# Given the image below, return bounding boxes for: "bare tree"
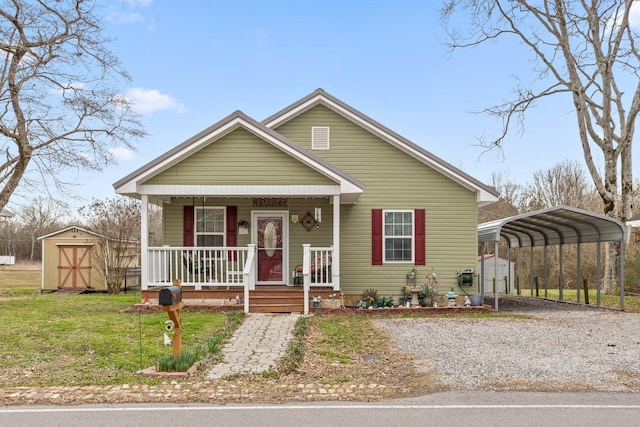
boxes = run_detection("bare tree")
[442,0,640,293]
[0,214,16,258]
[0,0,145,212]
[16,196,67,260]
[479,171,522,223]
[525,160,590,210]
[79,196,140,295]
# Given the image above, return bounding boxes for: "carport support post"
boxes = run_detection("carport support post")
[596,240,601,306]
[576,243,581,304]
[517,247,522,295]
[530,247,534,297]
[559,243,564,301]
[494,241,499,311]
[507,243,512,294]
[480,244,485,296]
[620,237,625,311]
[544,245,549,298]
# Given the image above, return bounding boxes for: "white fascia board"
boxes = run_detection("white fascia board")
[139,184,342,197]
[340,180,363,196]
[477,189,500,207]
[114,180,138,195]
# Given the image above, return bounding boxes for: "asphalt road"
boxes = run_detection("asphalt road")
[2,391,639,427]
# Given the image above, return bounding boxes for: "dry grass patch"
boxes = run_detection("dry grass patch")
[279,314,447,400]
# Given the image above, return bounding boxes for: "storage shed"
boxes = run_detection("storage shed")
[0,208,15,265]
[38,226,140,291]
[478,254,515,294]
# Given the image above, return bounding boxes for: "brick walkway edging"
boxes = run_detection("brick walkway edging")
[1,381,399,405]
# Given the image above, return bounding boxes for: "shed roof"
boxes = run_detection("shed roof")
[478,205,626,247]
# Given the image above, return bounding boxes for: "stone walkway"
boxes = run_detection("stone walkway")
[208,312,301,378]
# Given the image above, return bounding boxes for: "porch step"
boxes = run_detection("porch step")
[249,288,305,313]
[249,287,338,313]
[250,303,305,313]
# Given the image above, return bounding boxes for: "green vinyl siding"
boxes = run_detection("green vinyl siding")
[274,104,479,299]
[146,127,335,186]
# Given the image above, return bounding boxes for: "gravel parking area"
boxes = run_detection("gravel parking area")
[375,297,640,392]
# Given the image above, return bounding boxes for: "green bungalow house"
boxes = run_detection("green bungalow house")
[113,89,498,312]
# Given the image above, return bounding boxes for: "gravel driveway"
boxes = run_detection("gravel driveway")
[375,297,640,392]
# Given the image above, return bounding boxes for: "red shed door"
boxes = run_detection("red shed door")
[58,246,92,289]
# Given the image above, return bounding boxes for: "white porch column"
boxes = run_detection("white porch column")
[140,194,149,291]
[332,194,340,290]
[303,244,311,315]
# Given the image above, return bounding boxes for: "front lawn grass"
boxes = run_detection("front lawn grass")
[0,291,235,387]
[518,288,640,312]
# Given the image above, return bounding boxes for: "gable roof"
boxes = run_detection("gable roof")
[0,208,14,218]
[37,225,140,243]
[114,89,498,206]
[113,109,364,203]
[37,225,102,241]
[263,89,499,206]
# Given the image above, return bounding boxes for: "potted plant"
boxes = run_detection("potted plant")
[421,272,439,307]
[407,266,418,279]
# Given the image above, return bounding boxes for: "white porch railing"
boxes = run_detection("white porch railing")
[146,246,254,290]
[303,245,334,315]
[146,244,333,314]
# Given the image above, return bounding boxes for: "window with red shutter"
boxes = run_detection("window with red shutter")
[372,208,425,265]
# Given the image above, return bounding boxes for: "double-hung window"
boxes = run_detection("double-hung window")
[383,210,414,262]
[195,207,225,247]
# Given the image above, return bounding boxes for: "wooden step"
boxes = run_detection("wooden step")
[250,303,305,313]
[249,290,303,313]
[249,288,339,313]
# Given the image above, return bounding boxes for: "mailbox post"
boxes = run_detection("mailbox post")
[158,279,183,358]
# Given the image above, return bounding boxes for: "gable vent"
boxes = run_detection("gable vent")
[311,126,330,150]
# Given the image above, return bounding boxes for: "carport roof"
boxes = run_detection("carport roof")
[478,205,626,247]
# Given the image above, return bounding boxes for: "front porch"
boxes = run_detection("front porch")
[141,245,336,313]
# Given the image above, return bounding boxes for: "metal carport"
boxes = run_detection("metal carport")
[478,205,627,311]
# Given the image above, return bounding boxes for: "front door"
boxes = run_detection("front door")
[253,212,288,285]
[58,245,92,288]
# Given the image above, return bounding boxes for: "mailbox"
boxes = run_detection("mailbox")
[159,286,182,306]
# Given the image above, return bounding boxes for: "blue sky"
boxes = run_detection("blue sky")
[22,0,638,214]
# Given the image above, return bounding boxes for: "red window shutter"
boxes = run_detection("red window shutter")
[226,206,237,260]
[183,205,194,247]
[414,209,425,265]
[372,209,383,265]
